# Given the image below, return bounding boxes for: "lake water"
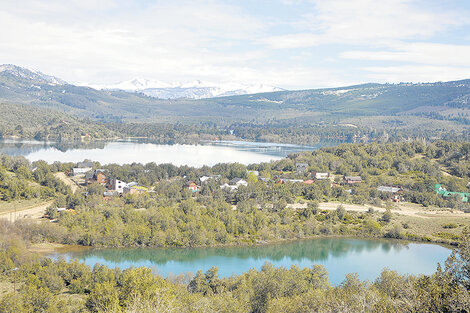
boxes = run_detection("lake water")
[49,238,451,285]
[0,139,335,167]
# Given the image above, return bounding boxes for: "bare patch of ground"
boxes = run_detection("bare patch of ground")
[54,172,79,193]
[28,242,91,254]
[0,198,44,214]
[0,200,54,222]
[288,201,470,218]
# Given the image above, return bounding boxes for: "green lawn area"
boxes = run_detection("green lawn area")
[0,198,46,214]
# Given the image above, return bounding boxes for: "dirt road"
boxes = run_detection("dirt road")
[0,200,54,222]
[287,202,468,218]
[54,172,79,193]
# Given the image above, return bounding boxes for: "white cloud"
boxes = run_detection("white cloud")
[264,0,468,49]
[361,65,470,83]
[260,33,319,49]
[0,0,267,84]
[311,0,463,41]
[0,0,469,88]
[341,43,470,67]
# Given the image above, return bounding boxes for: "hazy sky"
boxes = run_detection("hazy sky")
[1,0,470,89]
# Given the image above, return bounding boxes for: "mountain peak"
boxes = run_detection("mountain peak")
[82,78,284,99]
[0,64,67,85]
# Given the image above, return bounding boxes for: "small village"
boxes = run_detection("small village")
[66,160,408,205]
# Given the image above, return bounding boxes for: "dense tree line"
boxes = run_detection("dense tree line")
[27,198,406,248]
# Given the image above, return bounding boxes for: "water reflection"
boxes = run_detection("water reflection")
[50,238,450,284]
[0,139,331,166]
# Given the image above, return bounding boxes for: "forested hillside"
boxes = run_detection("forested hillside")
[1,65,470,131]
[0,103,118,140]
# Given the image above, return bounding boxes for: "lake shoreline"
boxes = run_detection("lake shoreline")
[36,233,455,256]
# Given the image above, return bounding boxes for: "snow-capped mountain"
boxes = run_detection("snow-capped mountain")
[0,64,66,85]
[82,78,284,99]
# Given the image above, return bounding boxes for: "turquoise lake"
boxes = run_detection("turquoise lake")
[49,238,451,285]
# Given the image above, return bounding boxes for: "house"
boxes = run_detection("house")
[85,169,109,185]
[72,167,92,177]
[84,172,94,183]
[259,177,271,182]
[377,186,401,193]
[184,181,200,192]
[109,179,128,193]
[220,183,237,191]
[296,163,309,173]
[303,179,315,185]
[95,170,108,184]
[284,179,304,183]
[378,186,402,202]
[200,175,220,184]
[123,184,148,195]
[277,178,304,184]
[220,178,248,191]
[313,172,330,180]
[344,176,362,184]
[229,178,248,187]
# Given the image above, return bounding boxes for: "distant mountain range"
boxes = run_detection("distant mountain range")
[1,64,283,100]
[80,78,284,100]
[0,64,66,85]
[1,64,470,130]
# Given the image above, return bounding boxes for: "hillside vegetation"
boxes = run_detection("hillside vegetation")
[0,103,117,140]
[1,66,470,136]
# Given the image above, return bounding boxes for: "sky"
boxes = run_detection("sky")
[1,0,470,89]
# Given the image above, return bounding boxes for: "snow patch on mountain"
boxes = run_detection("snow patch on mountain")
[81,78,284,99]
[0,64,67,85]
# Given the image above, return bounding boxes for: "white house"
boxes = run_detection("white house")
[200,175,220,184]
[229,178,248,187]
[314,172,330,180]
[72,167,92,177]
[377,186,401,193]
[220,178,248,191]
[110,179,128,193]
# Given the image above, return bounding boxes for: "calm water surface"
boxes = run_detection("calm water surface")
[0,139,337,166]
[50,238,451,284]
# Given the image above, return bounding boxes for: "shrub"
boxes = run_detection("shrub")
[442,223,458,229]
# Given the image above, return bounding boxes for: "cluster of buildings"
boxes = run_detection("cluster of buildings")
[71,161,403,203]
[71,162,148,196]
